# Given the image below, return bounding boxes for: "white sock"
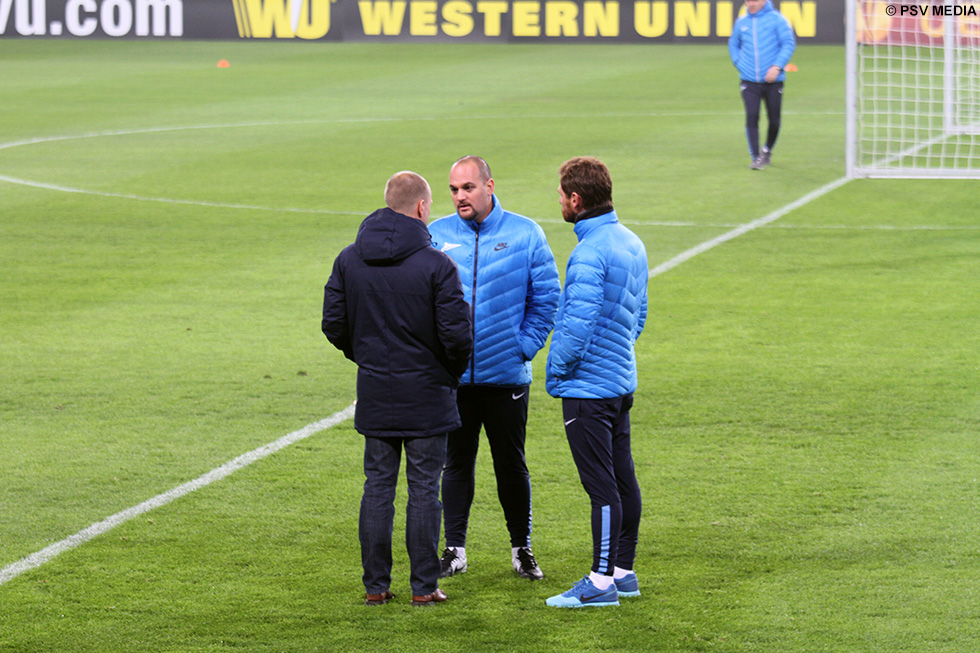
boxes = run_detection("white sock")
[588,571,614,590]
[613,567,633,580]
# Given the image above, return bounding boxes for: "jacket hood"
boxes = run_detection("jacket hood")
[354,207,431,265]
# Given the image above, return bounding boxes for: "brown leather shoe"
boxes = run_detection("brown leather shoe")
[411,588,447,606]
[365,590,394,606]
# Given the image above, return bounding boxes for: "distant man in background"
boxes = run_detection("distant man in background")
[545,156,648,608]
[427,156,561,582]
[322,171,473,607]
[729,0,796,170]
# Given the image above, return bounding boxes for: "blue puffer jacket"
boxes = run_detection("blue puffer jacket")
[729,0,796,83]
[546,210,648,399]
[428,196,560,386]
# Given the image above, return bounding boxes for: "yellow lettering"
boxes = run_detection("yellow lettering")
[512,1,540,35]
[633,1,667,37]
[779,1,815,38]
[237,0,291,37]
[477,1,508,35]
[584,1,618,36]
[442,1,474,36]
[411,0,438,34]
[295,0,331,39]
[545,1,578,36]
[674,1,710,37]
[716,0,733,37]
[358,1,406,35]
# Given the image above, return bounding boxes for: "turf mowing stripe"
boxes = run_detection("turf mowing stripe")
[0,177,849,587]
[647,177,851,279]
[0,404,356,587]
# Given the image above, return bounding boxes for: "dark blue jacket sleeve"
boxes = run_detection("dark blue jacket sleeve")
[321,254,354,362]
[434,256,474,380]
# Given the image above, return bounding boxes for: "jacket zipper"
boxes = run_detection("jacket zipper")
[469,222,480,381]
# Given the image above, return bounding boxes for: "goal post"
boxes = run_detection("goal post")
[847,0,980,178]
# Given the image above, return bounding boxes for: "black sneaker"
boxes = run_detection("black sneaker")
[439,547,467,578]
[513,547,544,580]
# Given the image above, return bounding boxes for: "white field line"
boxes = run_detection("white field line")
[0,173,364,216]
[647,177,851,279]
[534,218,980,231]
[0,113,841,215]
[0,177,849,587]
[0,405,355,586]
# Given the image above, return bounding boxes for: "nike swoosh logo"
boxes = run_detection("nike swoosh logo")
[441,243,461,252]
[512,392,526,400]
[581,591,611,602]
[564,418,577,426]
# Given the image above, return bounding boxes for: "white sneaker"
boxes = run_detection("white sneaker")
[439,547,467,578]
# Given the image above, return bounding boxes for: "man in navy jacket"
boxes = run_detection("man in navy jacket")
[546,157,648,608]
[729,0,796,169]
[322,171,473,607]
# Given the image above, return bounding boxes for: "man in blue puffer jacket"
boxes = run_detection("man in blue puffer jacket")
[545,157,648,609]
[428,156,560,582]
[729,0,796,169]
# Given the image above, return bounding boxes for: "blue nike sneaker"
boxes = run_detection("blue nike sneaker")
[545,576,619,608]
[614,572,641,598]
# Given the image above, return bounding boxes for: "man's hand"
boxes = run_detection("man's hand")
[764,65,781,83]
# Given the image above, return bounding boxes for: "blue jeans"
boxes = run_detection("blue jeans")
[360,434,446,596]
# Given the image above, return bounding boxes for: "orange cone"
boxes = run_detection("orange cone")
[785,63,798,72]
[217,59,230,68]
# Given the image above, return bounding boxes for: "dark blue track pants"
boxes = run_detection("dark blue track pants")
[562,394,642,575]
[740,80,784,159]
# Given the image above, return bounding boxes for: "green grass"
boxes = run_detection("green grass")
[1,40,979,651]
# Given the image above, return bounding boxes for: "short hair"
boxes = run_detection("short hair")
[559,156,612,211]
[452,156,492,183]
[384,171,431,215]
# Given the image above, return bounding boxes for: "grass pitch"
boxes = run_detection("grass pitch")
[1,40,978,651]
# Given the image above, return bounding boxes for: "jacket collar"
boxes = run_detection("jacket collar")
[573,208,618,241]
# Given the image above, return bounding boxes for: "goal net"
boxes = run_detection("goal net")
[847,0,980,178]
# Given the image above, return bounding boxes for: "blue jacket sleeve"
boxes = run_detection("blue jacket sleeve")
[549,247,604,378]
[728,22,741,66]
[636,286,648,341]
[518,225,561,361]
[774,15,796,69]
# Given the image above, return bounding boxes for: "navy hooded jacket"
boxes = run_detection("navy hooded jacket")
[322,208,473,438]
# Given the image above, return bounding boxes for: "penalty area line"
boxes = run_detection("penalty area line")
[0,404,356,587]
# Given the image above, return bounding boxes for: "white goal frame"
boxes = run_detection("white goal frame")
[847,0,980,178]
